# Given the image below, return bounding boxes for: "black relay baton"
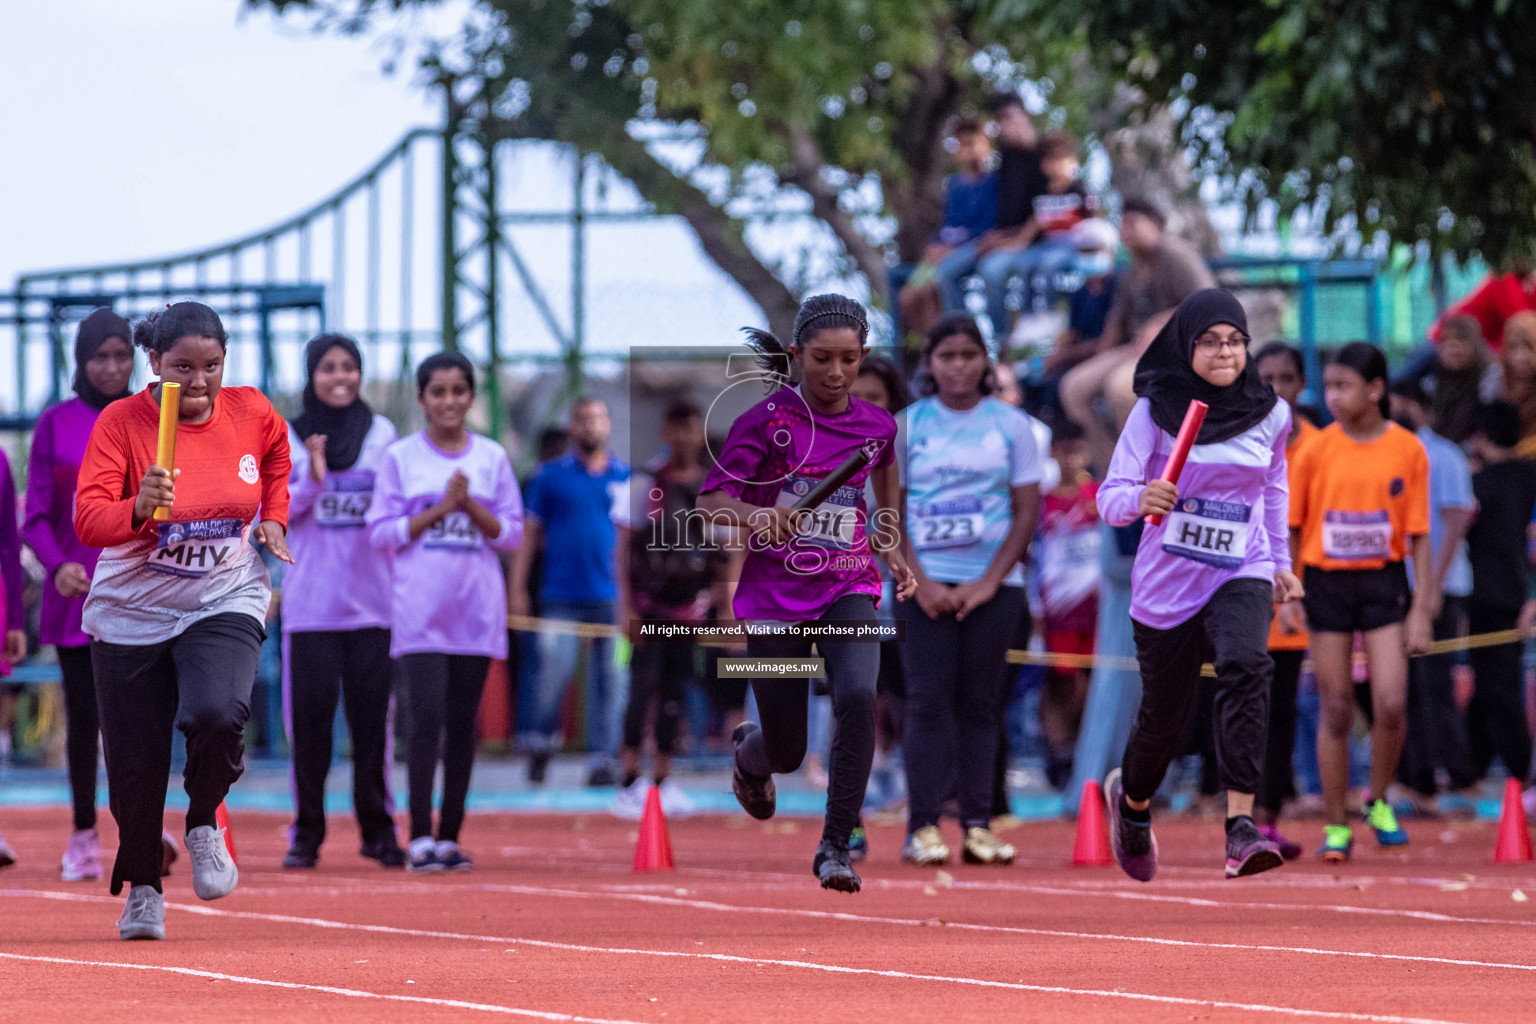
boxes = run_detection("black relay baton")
[791,439,885,512]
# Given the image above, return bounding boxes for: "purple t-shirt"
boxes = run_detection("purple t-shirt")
[366,431,524,658]
[702,388,897,622]
[282,415,397,633]
[1098,398,1291,629]
[22,398,101,647]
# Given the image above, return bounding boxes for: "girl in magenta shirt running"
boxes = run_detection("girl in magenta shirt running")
[699,294,915,893]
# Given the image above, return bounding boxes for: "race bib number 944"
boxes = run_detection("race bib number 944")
[149,518,246,578]
[425,510,483,550]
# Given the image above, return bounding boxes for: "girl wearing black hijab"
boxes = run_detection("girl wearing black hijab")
[1094,289,1304,882]
[23,309,165,882]
[281,335,404,868]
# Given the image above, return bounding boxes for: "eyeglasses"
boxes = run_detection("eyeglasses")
[1194,334,1250,355]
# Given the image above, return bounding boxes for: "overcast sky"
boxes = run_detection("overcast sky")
[0,0,777,409]
[0,0,448,282]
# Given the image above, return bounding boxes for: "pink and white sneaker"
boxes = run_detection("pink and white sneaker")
[61,828,103,881]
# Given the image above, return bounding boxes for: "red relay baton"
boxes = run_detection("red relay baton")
[1145,400,1208,527]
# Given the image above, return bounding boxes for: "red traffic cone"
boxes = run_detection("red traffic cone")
[215,802,239,867]
[633,784,675,871]
[1494,778,1533,864]
[1072,780,1113,866]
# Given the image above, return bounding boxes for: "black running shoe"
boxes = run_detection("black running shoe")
[586,763,619,787]
[282,844,318,870]
[527,750,551,785]
[1104,768,1157,882]
[731,722,776,820]
[813,840,861,893]
[1224,816,1283,879]
[360,839,406,869]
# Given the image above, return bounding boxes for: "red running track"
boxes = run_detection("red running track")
[2,808,1535,1023]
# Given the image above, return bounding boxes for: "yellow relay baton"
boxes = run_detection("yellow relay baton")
[152,381,180,522]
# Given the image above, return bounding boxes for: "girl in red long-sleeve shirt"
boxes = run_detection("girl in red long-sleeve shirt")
[75,301,292,940]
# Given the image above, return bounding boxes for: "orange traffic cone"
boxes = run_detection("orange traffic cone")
[1072,780,1113,866]
[633,785,675,871]
[215,802,239,867]
[1494,778,1533,864]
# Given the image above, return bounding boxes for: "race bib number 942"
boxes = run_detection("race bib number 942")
[149,518,246,578]
[316,475,373,528]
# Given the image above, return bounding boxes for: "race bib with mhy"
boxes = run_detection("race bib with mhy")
[149,518,246,578]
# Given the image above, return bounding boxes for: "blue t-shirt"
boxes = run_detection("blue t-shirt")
[936,171,999,247]
[526,453,631,602]
[897,396,1044,586]
[1416,426,1474,598]
[1069,274,1117,343]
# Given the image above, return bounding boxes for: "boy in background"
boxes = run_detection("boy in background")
[899,118,998,341]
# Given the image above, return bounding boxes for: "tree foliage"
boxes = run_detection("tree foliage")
[248,0,1089,333]
[249,0,1536,331]
[1003,0,1536,263]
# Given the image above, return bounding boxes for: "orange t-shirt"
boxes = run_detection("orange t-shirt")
[75,386,291,644]
[1269,417,1318,651]
[1288,421,1430,572]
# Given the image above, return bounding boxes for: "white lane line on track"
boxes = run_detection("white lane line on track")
[452,882,1536,973]
[650,866,1536,927]
[0,951,649,1024]
[0,890,1472,1024]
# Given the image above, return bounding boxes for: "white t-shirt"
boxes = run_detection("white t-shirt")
[898,396,1044,586]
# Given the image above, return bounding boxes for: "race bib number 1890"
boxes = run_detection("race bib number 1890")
[1321,510,1391,562]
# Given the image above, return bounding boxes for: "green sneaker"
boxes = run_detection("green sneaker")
[1367,799,1409,847]
[848,826,868,863]
[1316,824,1353,863]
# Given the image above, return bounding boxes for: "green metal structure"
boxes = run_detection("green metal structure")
[0,100,1493,435]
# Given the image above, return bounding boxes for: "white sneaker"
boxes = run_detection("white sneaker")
[609,779,650,820]
[117,885,165,940]
[0,830,15,868]
[61,828,103,881]
[657,778,695,819]
[186,826,238,900]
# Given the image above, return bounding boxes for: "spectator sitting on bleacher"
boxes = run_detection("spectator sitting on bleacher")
[938,93,1045,342]
[1031,218,1121,423]
[898,118,998,342]
[1058,196,1214,471]
[984,131,1098,327]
